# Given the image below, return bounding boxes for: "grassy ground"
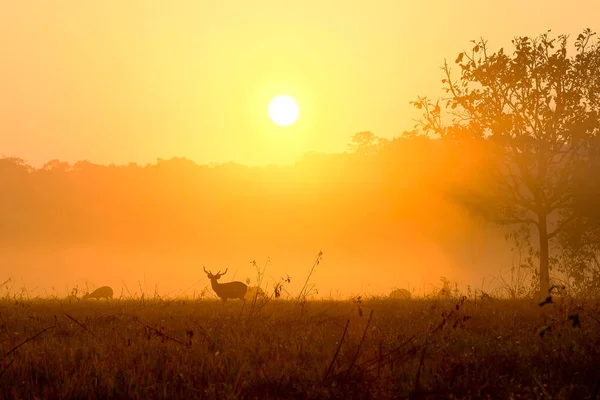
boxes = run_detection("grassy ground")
[0,296,598,399]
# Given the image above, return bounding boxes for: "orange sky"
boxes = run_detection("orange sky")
[0,1,597,167]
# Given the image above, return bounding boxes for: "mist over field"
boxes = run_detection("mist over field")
[1,137,519,298]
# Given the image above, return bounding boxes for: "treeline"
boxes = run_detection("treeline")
[1,134,514,296]
[1,129,598,296]
[1,135,482,249]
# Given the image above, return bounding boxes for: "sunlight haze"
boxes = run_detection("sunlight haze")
[0,1,599,299]
[1,0,596,167]
[2,2,600,396]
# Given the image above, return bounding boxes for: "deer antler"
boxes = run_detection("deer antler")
[221,268,228,276]
[203,266,210,274]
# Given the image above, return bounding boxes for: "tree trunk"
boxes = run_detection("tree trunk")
[538,214,550,299]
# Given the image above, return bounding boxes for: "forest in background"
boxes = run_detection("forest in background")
[1,134,518,298]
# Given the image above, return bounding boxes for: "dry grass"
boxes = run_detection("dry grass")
[0,296,599,399]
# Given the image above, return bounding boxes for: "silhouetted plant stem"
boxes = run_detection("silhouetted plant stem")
[323,319,349,383]
[3,325,56,358]
[64,312,101,341]
[410,340,428,400]
[296,251,323,305]
[344,309,374,380]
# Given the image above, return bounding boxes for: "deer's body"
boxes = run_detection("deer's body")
[389,288,411,300]
[82,286,114,300]
[204,267,247,301]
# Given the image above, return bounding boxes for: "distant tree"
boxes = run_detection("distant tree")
[42,159,71,172]
[0,156,32,173]
[412,29,600,297]
[348,131,389,154]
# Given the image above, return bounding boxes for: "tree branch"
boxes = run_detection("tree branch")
[548,214,577,239]
[497,217,539,227]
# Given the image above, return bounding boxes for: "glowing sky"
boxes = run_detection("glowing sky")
[0,1,597,167]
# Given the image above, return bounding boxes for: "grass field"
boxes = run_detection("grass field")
[0,295,598,399]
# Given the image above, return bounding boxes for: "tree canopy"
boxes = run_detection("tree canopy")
[412,29,600,297]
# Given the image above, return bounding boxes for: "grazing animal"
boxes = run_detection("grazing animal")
[389,288,412,300]
[204,267,247,301]
[82,286,114,300]
[245,286,266,302]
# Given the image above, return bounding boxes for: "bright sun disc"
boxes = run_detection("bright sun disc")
[268,95,299,127]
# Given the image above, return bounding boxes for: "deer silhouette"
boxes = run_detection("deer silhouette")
[389,288,412,300]
[203,267,247,301]
[82,286,114,300]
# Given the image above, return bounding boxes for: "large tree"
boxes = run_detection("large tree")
[556,135,600,296]
[412,30,600,297]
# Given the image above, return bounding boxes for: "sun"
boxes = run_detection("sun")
[268,95,299,127]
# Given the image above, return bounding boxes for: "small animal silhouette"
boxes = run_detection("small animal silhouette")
[82,286,114,300]
[389,288,412,300]
[203,267,247,301]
